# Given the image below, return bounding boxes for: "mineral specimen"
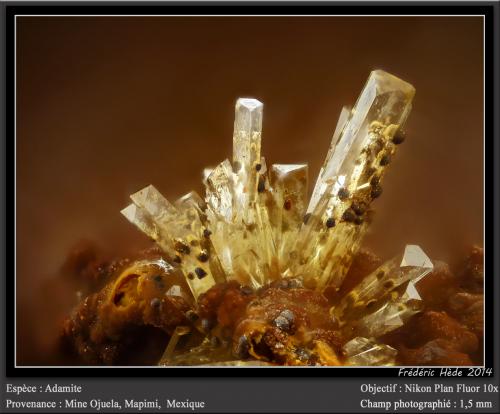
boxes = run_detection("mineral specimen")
[119,70,426,366]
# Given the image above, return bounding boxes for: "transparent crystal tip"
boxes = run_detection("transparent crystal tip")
[121,204,138,221]
[370,69,416,98]
[236,98,263,111]
[400,245,434,269]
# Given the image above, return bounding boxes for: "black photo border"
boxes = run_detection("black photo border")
[3,1,498,378]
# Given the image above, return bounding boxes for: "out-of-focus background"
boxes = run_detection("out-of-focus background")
[16,16,483,365]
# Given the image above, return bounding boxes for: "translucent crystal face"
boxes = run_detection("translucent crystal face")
[269,164,308,272]
[122,69,416,297]
[332,244,433,342]
[121,70,423,366]
[233,98,263,223]
[122,184,219,299]
[343,337,397,366]
[292,70,416,291]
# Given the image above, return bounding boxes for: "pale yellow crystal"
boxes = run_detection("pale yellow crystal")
[204,105,277,287]
[205,159,234,222]
[130,184,177,217]
[343,337,397,366]
[126,185,217,299]
[290,70,415,291]
[175,191,206,212]
[232,98,263,224]
[269,164,308,273]
[353,284,424,338]
[335,245,432,338]
[120,203,173,256]
[334,244,433,322]
[308,105,351,215]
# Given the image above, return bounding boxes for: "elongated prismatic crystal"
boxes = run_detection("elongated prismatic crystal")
[288,70,415,290]
[205,99,277,288]
[122,70,416,302]
[122,185,219,299]
[269,164,308,272]
[335,244,433,338]
[232,98,263,223]
[334,245,433,321]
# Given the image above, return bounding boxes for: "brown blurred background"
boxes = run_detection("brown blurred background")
[16,16,483,365]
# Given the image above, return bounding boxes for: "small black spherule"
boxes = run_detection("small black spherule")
[365,167,376,178]
[283,199,292,211]
[186,310,199,322]
[370,175,380,186]
[342,209,356,223]
[279,309,295,323]
[203,228,212,238]
[371,184,383,199]
[273,316,291,332]
[380,153,392,166]
[255,163,262,172]
[233,160,242,173]
[384,280,395,289]
[173,255,182,264]
[246,222,256,232]
[274,309,295,333]
[150,298,161,309]
[197,251,209,262]
[303,213,312,225]
[337,187,350,200]
[174,240,191,255]
[257,178,266,193]
[392,130,406,145]
[187,272,195,280]
[195,267,207,279]
[351,201,367,216]
[240,286,254,296]
[325,217,336,228]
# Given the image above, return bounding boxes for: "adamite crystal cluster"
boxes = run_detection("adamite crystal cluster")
[121,70,433,365]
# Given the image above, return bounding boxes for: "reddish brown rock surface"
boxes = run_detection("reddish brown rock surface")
[61,246,484,366]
